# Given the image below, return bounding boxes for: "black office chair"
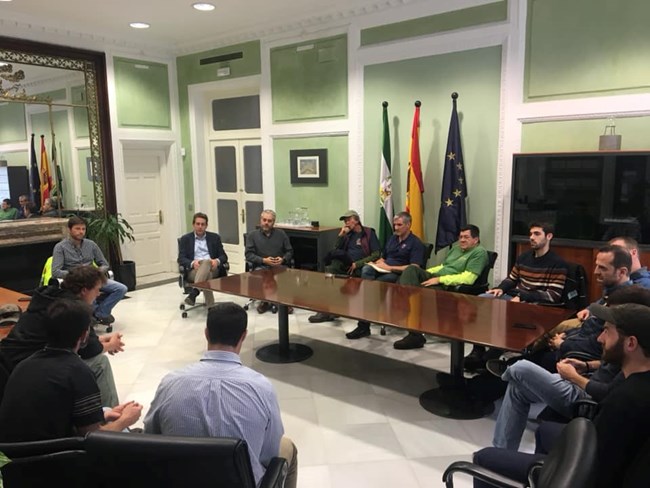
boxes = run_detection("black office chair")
[0,436,88,487]
[85,430,287,488]
[441,250,498,295]
[442,417,597,488]
[178,238,228,319]
[536,261,589,311]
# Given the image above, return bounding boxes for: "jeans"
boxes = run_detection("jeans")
[360,265,400,283]
[492,359,587,450]
[96,279,128,318]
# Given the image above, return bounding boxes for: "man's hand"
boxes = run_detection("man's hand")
[548,332,566,350]
[371,258,391,271]
[347,262,357,274]
[486,288,504,297]
[101,333,125,355]
[104,401,138,421]
[339,225,351,237]
[556,360,583,382]
[263,256,283,266]
[192,260,200,270]
[510,296,521,303]
[210,258,220,270]
[577,308,590,321]
[421,276,440,287]
[560,358,589,374]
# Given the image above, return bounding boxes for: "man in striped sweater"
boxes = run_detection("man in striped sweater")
[465,222,569,370]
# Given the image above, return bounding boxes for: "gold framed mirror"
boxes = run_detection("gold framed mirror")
[0,36,116,215]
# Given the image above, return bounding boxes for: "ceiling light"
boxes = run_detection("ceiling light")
[129,22,150,29]
[193,3,215,11]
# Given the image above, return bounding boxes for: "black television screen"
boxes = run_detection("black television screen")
[511,152,650,244]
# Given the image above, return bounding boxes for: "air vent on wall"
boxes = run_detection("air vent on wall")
[200,52,243,65]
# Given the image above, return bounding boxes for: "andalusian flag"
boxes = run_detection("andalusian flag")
[40,135,53,204]
[378,101,394,247]
[405,101,424,239]
[51,134,64,204]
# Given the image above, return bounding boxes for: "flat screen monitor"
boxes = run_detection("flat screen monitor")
[511,152,650,244]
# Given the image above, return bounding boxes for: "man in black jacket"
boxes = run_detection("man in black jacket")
[178,212,228,307]
[0,266,124,407]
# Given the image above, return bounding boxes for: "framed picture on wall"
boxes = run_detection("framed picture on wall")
[290,149,328,184]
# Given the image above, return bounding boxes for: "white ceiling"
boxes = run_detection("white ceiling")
[0,0,431,54]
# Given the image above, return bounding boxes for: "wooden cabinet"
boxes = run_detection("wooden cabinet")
[275,225,340,272]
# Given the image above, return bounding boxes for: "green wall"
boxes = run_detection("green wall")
[271,35,347,122]
[273,135,348,225]
[526,0,650,100]
[521,116,650,153]
[361,1,507,46]
[114,57,171,128]
[176,40,261,227]
[0,102,26,144]
[364,46,502,257]
[1,150,28,167]
[71,85,90,137]
[76,147,94,209]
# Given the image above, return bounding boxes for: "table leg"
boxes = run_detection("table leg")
[255,304,314,364]
[419,340,495,420]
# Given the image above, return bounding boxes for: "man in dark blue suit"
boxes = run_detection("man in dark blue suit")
[178,212,228,307]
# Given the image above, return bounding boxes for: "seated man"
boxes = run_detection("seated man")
[308,209,381,323]
[609,236,650,287]
[0,198,17,221]
[0,299,142,442]
[345,211,425,340]
[491,286,649,451]
[52,215,127,326]
[394,224,488,349]
[178,212,228,308]
[1,266,125,407]
[473,301,650,488]
[15,194,29,219]
[41,197,60,217]
[466,222,568,368]
[244,209,293,314]
[144,302,298,488]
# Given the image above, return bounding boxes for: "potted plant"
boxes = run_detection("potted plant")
[85,212,137,291]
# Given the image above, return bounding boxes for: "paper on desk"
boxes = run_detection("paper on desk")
[368,263,392,274]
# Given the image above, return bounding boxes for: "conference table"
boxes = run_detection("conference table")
[195,267,573,419]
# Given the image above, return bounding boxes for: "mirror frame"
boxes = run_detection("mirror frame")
[0,36,116,214]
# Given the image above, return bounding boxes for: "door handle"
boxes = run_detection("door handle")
[159,210,163,224]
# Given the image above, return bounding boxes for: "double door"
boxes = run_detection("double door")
[211,139,263,273]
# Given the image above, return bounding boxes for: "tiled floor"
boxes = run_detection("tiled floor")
[108,282,538,488]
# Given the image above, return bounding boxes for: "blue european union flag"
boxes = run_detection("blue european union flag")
[435,93,467,253]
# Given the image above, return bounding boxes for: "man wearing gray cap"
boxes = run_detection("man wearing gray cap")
[308,209,381,323]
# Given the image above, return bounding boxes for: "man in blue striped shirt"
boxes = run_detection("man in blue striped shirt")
[144,302,297,488]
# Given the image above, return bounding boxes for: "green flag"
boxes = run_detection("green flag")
[378,101,394,247]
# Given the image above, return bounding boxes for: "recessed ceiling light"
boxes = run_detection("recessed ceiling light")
[129,22,150,29]
[193,2,215,11]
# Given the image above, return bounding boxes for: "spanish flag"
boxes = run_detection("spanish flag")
[405,101,424,239]
[40,135,53,204]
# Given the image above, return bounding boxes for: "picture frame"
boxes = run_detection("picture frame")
[290,149,328,184]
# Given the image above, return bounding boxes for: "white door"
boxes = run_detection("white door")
[210,139,264,273]
[123,149,167,277]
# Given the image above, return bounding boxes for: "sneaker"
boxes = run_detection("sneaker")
[346,323,370,339]
[393,332,426,350]
[257,301,271,314]
[94,313,115,325]
[308,312,336,323]
[485,359,508,378]
[287,307,294,315]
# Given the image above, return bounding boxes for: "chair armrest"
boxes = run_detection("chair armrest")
[445,283,489,296]
[259,457,288,488]
[443,461,527,488]
[562,351,600,361]
[573,399,598,420]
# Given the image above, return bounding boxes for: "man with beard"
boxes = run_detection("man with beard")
[245,209,293,314]
[466,222,568,369]
[471,298,650,488]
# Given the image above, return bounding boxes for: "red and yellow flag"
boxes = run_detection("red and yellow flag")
[40,135,53,203]
[405,101,424,239]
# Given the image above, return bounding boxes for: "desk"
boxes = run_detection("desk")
[196,268,573,418]
[275,225,339,272]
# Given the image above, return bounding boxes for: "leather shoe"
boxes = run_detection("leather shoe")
[257,301,271,314]
[346,323,370,339]
[463,345,486,372]
[94,313,115,325]
[308,312,336,323]
[287,307,294,314]
[184,289,199,306]
[393,332,426,350]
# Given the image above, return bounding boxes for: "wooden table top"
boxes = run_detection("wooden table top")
[0,286,30,312]
[195,268,574,352]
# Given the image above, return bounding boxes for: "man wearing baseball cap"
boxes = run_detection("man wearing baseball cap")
[308,209,381,323]
[473,301,650,487]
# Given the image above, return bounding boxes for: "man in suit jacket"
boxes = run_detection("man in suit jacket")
[178,212,228,307]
